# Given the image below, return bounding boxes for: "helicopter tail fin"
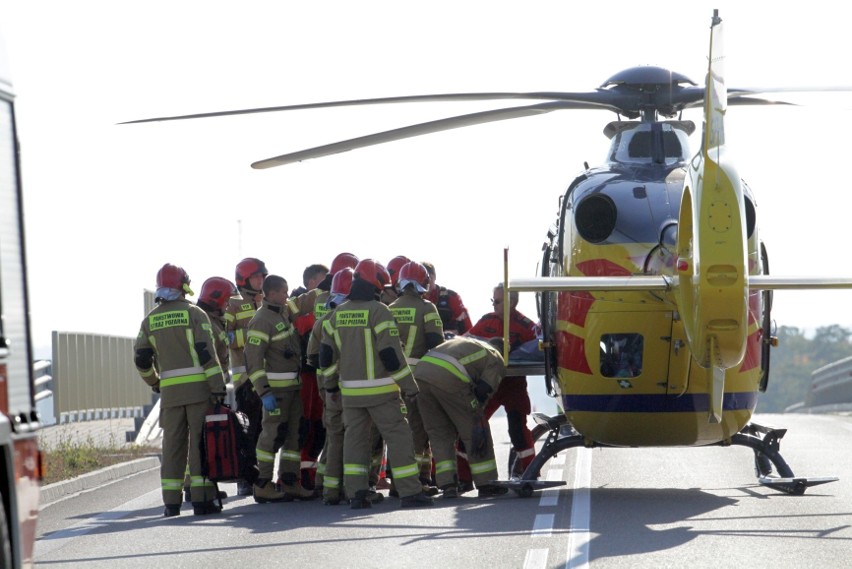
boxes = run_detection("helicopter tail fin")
[674,10,749,424]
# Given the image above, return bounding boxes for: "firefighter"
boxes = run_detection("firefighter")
[298,253,360,495]
[307,267,353,505]
[198,277,238,381]
[414,336,508,498]
[224,257,268,496]
[134,263,227,517]
[388,261,444,494]
[183,276,238,502]
[245,274,315,502]
[381,255,410,304]
[319,259,433,509]
[464,283,538,478]
[291,263,330,492]
[422,261,472,336]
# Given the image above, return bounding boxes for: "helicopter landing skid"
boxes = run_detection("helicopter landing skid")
[489,479,567,499]
[493,415,583,497]
[757,476,838,495]
[725,422,838,495]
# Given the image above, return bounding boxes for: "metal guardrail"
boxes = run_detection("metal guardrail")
[50,332,151,424]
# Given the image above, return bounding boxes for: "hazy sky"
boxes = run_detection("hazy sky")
[1,1,851,361]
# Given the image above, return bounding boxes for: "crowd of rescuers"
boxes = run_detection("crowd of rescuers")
[134,253,540,516]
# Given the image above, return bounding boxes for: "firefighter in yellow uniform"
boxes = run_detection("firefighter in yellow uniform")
[414,336,509,498]
[388,261,445,493]
[307,267,353,505]
[183,276,238,503]
[244,275,314,502]
[319,259,434,509]
[134,263,227,517]
[224,257,267,496]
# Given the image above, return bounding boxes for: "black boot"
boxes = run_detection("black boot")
[237,480,253,497]
[349,489,372,510]
[400,491,434,508]
[192,500,223,515]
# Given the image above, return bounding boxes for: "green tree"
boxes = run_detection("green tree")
[757,324,852,412]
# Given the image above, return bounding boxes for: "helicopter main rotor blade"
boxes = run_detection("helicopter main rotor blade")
[250,100,611,169]
[118,91,614,125]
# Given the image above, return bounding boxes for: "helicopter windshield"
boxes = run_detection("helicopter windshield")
[607,121,693,166]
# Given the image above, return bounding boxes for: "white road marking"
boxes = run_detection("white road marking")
[36,489,160,558]
[532,513,555,538]
[565,448,592,569]
[538,469,563,507]
[550,453,566,466]
[523,548,550,569]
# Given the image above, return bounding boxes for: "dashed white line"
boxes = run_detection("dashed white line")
[523,548,549,569]
[532,513,555,538]
[538,468,563,507]
[566,448,592,569]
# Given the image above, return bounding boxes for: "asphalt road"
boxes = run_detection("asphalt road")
[34,413,852,568]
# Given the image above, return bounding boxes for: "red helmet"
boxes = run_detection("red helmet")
[156,263,192,294]
[235,257,268,289]
[330,252,359,275]
[354,259,390,292]
[386,255,411,287]
[199,277,238,312]
[331,267,354,297]
[377,263,391,289]
[398,261,429,293]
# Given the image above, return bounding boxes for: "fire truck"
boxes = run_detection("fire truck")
[0,30,43,569]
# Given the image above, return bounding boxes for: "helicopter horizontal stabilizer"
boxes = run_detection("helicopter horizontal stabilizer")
[746,275,852,290]
[507,275,852,294]
[508,276,670,293]
[758,476,838,495]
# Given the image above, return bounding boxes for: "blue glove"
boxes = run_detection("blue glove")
[261,393,278,412]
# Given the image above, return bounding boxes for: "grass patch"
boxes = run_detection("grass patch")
[41,433,160,485]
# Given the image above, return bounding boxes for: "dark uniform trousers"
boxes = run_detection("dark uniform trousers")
[318,393,345,499]
[417,382,498,489]
[343,399,422,498]
[161,401,216,505]
[256,390,304,482]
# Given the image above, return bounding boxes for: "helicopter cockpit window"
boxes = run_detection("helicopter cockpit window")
[627,132,683,158]
[600,333,643,378]
[613,123,690,165]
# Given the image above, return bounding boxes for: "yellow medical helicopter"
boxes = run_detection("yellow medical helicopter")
[125,10,852,496]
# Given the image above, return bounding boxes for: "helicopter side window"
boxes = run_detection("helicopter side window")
[600,333,643,378]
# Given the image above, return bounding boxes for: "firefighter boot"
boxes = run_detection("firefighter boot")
[192,500,223,515]
[253,480,293,504]
[420,476,439,497]
[400,491,435,508]
[163,504,181,517]
[349,489,372,510]
[237,480,254,497]
[278,473,316,500]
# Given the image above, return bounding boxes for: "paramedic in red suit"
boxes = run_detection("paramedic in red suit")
[422,262,472,335]
[462,284,537,480]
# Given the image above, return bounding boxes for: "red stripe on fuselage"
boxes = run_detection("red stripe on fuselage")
[556,330,592,374]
